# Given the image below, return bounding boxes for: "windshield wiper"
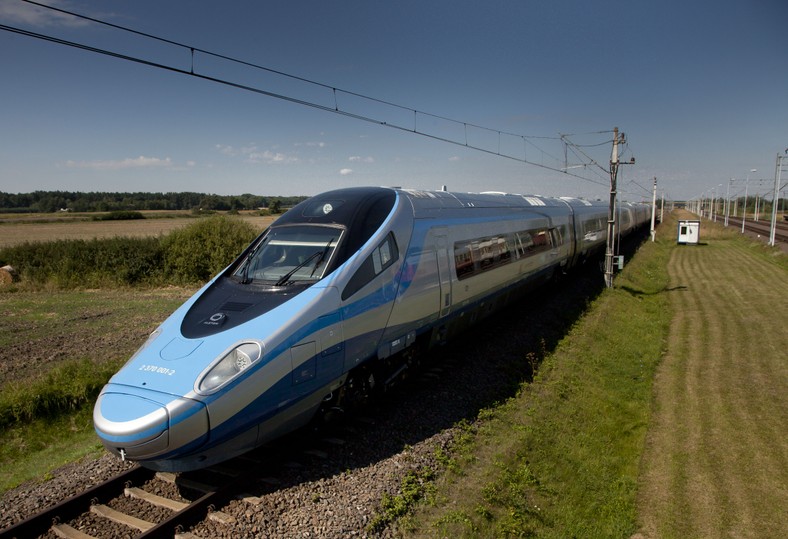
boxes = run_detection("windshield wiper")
[239,238,267,284]
[275,250,324,286]
[309,238,335,278]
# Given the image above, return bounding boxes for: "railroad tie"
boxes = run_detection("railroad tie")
[125,486,189,511]
[90,503,155,532]
[51,523,97,539]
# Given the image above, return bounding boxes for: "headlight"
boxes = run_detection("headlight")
[197,342,262,394]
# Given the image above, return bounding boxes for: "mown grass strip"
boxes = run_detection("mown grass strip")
[403,219,674,538]
[636,218,788,539]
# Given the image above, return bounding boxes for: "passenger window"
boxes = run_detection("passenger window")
[342,233,399,300]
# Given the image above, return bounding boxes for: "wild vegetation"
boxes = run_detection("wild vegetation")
[0,214,259,287]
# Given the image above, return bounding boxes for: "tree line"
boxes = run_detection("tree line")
[0,191,307,214]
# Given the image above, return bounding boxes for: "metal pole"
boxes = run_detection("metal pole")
[724,178,731,226]
[770,152,786,246]
[650,177,657,241]
[604,127,619,289]
[742,169,755,233]
[741,181,748,233]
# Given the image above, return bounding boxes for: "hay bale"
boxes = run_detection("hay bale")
[0,265,17,285]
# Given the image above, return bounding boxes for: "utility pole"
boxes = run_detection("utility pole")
[650,177,657,242]
[742,169,755,233]
[769,150,787,246]
[604,127,633,288]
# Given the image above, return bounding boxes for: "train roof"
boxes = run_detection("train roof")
[278,187,611,226]
[398,188,568,211]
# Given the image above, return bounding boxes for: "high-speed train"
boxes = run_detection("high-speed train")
[94,187,649,471]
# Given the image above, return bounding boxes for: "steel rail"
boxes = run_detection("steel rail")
[0,466,153,539]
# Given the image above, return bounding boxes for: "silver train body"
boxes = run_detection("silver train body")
[94,187,649,471]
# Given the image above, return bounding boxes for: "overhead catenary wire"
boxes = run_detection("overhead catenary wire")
[5,0,621,188]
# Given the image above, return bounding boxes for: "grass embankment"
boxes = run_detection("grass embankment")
[403,219,675,537]
[636,213,788,538]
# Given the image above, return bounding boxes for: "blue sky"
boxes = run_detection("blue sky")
[1,0,786,202]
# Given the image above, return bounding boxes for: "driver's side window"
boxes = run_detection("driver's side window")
[342,233,399,300]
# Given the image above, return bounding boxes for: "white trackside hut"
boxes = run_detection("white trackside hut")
[677,220,700,245]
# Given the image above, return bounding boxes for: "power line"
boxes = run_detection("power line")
[5,0,618,187]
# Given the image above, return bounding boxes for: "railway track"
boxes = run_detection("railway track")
[0,392,438,539]
[0,454,267,539]
[712,215,788,244]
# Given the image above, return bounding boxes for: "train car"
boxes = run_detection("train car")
[93,187,641,472]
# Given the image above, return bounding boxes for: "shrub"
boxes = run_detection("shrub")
[0,237,164,287]
[161,215,258,283]
[92,210,145,221]
[0,215,258,288]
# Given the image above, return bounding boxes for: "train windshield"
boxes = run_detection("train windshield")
[234,225,343,286]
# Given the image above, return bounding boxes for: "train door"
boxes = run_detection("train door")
[434,230,452,318]
[290,291,344,391]
[340,232,401,371]
[565,212,578,266]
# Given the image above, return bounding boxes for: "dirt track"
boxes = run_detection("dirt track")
[636,217,788,538]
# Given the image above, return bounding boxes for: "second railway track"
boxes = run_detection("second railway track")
[717,215,788,244]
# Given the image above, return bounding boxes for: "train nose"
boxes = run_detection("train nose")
[93,385,208,461]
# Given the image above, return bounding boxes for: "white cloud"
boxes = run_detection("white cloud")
[349,156,375,163]
[216,143,298,164]
[296,141,327,148]
[0,0,91,28]
[215,143,259,156]
[340,168,353,176]
[65,156,172,170]
[247,150,298,165]
[449,156,461,162]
